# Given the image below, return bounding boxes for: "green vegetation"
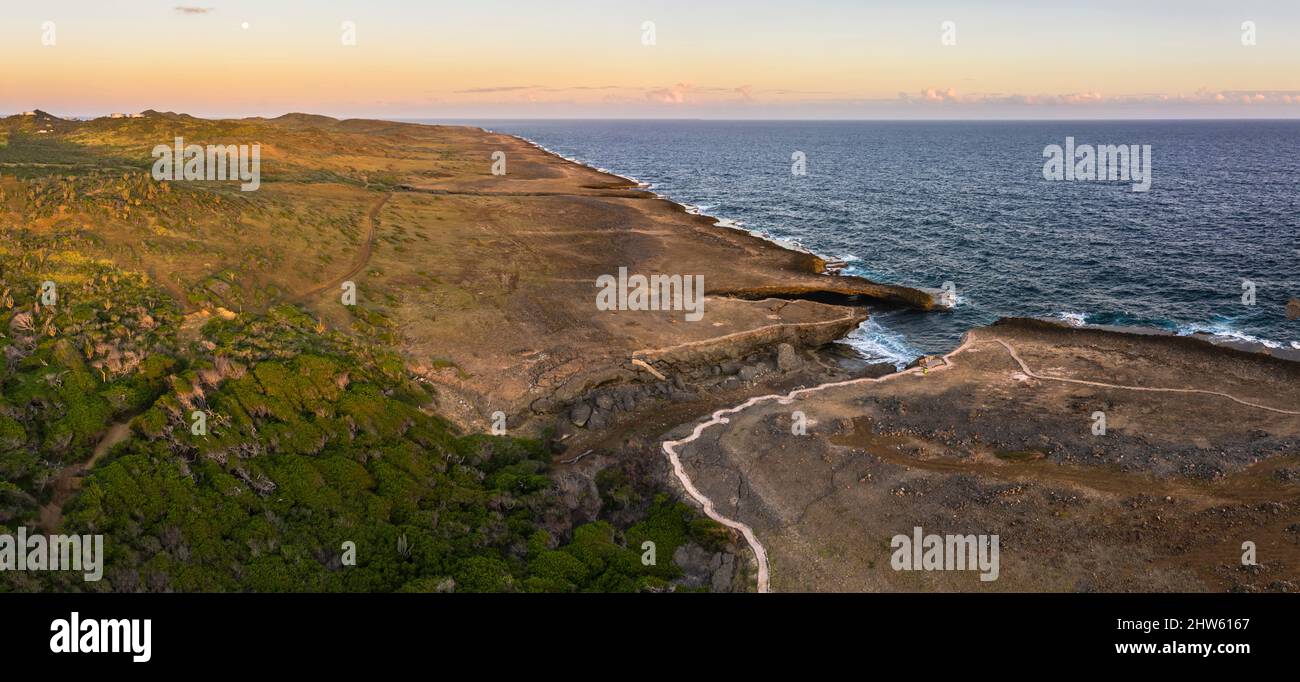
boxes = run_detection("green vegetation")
[0,112,734,593]
[0,230,180,511]
[2,299,728,592]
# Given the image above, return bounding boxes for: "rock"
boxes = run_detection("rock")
[587,409,608,430]
[712,554,736,593]
[594,394,615,411]
[672,374,687,390]
[530,396,555,414]
[672,544,715,586]
[776,343,802,371]
[864,362,898,378]
[829,417,854,434]
[908,355,942,370]
[620,392,636,411]
[720,361,742,375]
[673,545,737,592]
[738,365,762,382]
[548,420,576,453]
[569,402,592,426]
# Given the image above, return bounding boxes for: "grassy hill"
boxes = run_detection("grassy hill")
[0,111,730,593]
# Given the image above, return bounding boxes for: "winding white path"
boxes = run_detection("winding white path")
[661,334,1299,593]
[661,336,976,593]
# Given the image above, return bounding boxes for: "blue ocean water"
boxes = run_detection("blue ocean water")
[452,120,1300,365]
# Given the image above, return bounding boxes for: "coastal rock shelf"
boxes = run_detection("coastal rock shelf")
[661,318,1300,592]
[256,117,941,429]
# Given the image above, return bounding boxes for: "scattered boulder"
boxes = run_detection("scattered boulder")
[672,544,738,592]
[776,343,802,371]
[530,396,555,414]
[554,419,576,439]
[864,362,898,378]
[569,402,592,426]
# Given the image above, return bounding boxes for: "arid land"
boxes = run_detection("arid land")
[3,111,1295,593]
[4,111,940,431]
[659,319,1300,592]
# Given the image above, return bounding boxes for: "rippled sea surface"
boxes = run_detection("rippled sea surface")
[443,120,1300,365]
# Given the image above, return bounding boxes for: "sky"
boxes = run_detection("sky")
[3,0,1300,119]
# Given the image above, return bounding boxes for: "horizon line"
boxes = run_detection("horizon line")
[12,110,1300,124]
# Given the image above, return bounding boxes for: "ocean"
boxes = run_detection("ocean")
[445,119,1300,367]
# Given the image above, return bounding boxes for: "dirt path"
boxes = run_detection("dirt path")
[295,192,391,301]
[661,334,1300,593]
[661,337,976,593]
[37,421,133,532]
[992,338,1300,415]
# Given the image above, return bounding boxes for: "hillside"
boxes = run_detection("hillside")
[0,112,773,593]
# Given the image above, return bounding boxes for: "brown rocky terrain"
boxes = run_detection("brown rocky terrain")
[13,111,1292,594]
[383,128,942,431]
[1,111,940,438]
[656,319,1300,592]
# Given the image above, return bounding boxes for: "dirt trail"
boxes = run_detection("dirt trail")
[993,338,1300,415]
[295,192,391,301]
[661,337,977,592]
[661,334,1300,593]
[37,421,133,532]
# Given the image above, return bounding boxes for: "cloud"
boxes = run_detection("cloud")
[443,83,759,106]
[898,88,960,103]
[645,83,693,104]
[174,6,214,14]
[923,87,958,102]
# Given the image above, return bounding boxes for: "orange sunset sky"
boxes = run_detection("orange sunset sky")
[3,0,1300,119]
